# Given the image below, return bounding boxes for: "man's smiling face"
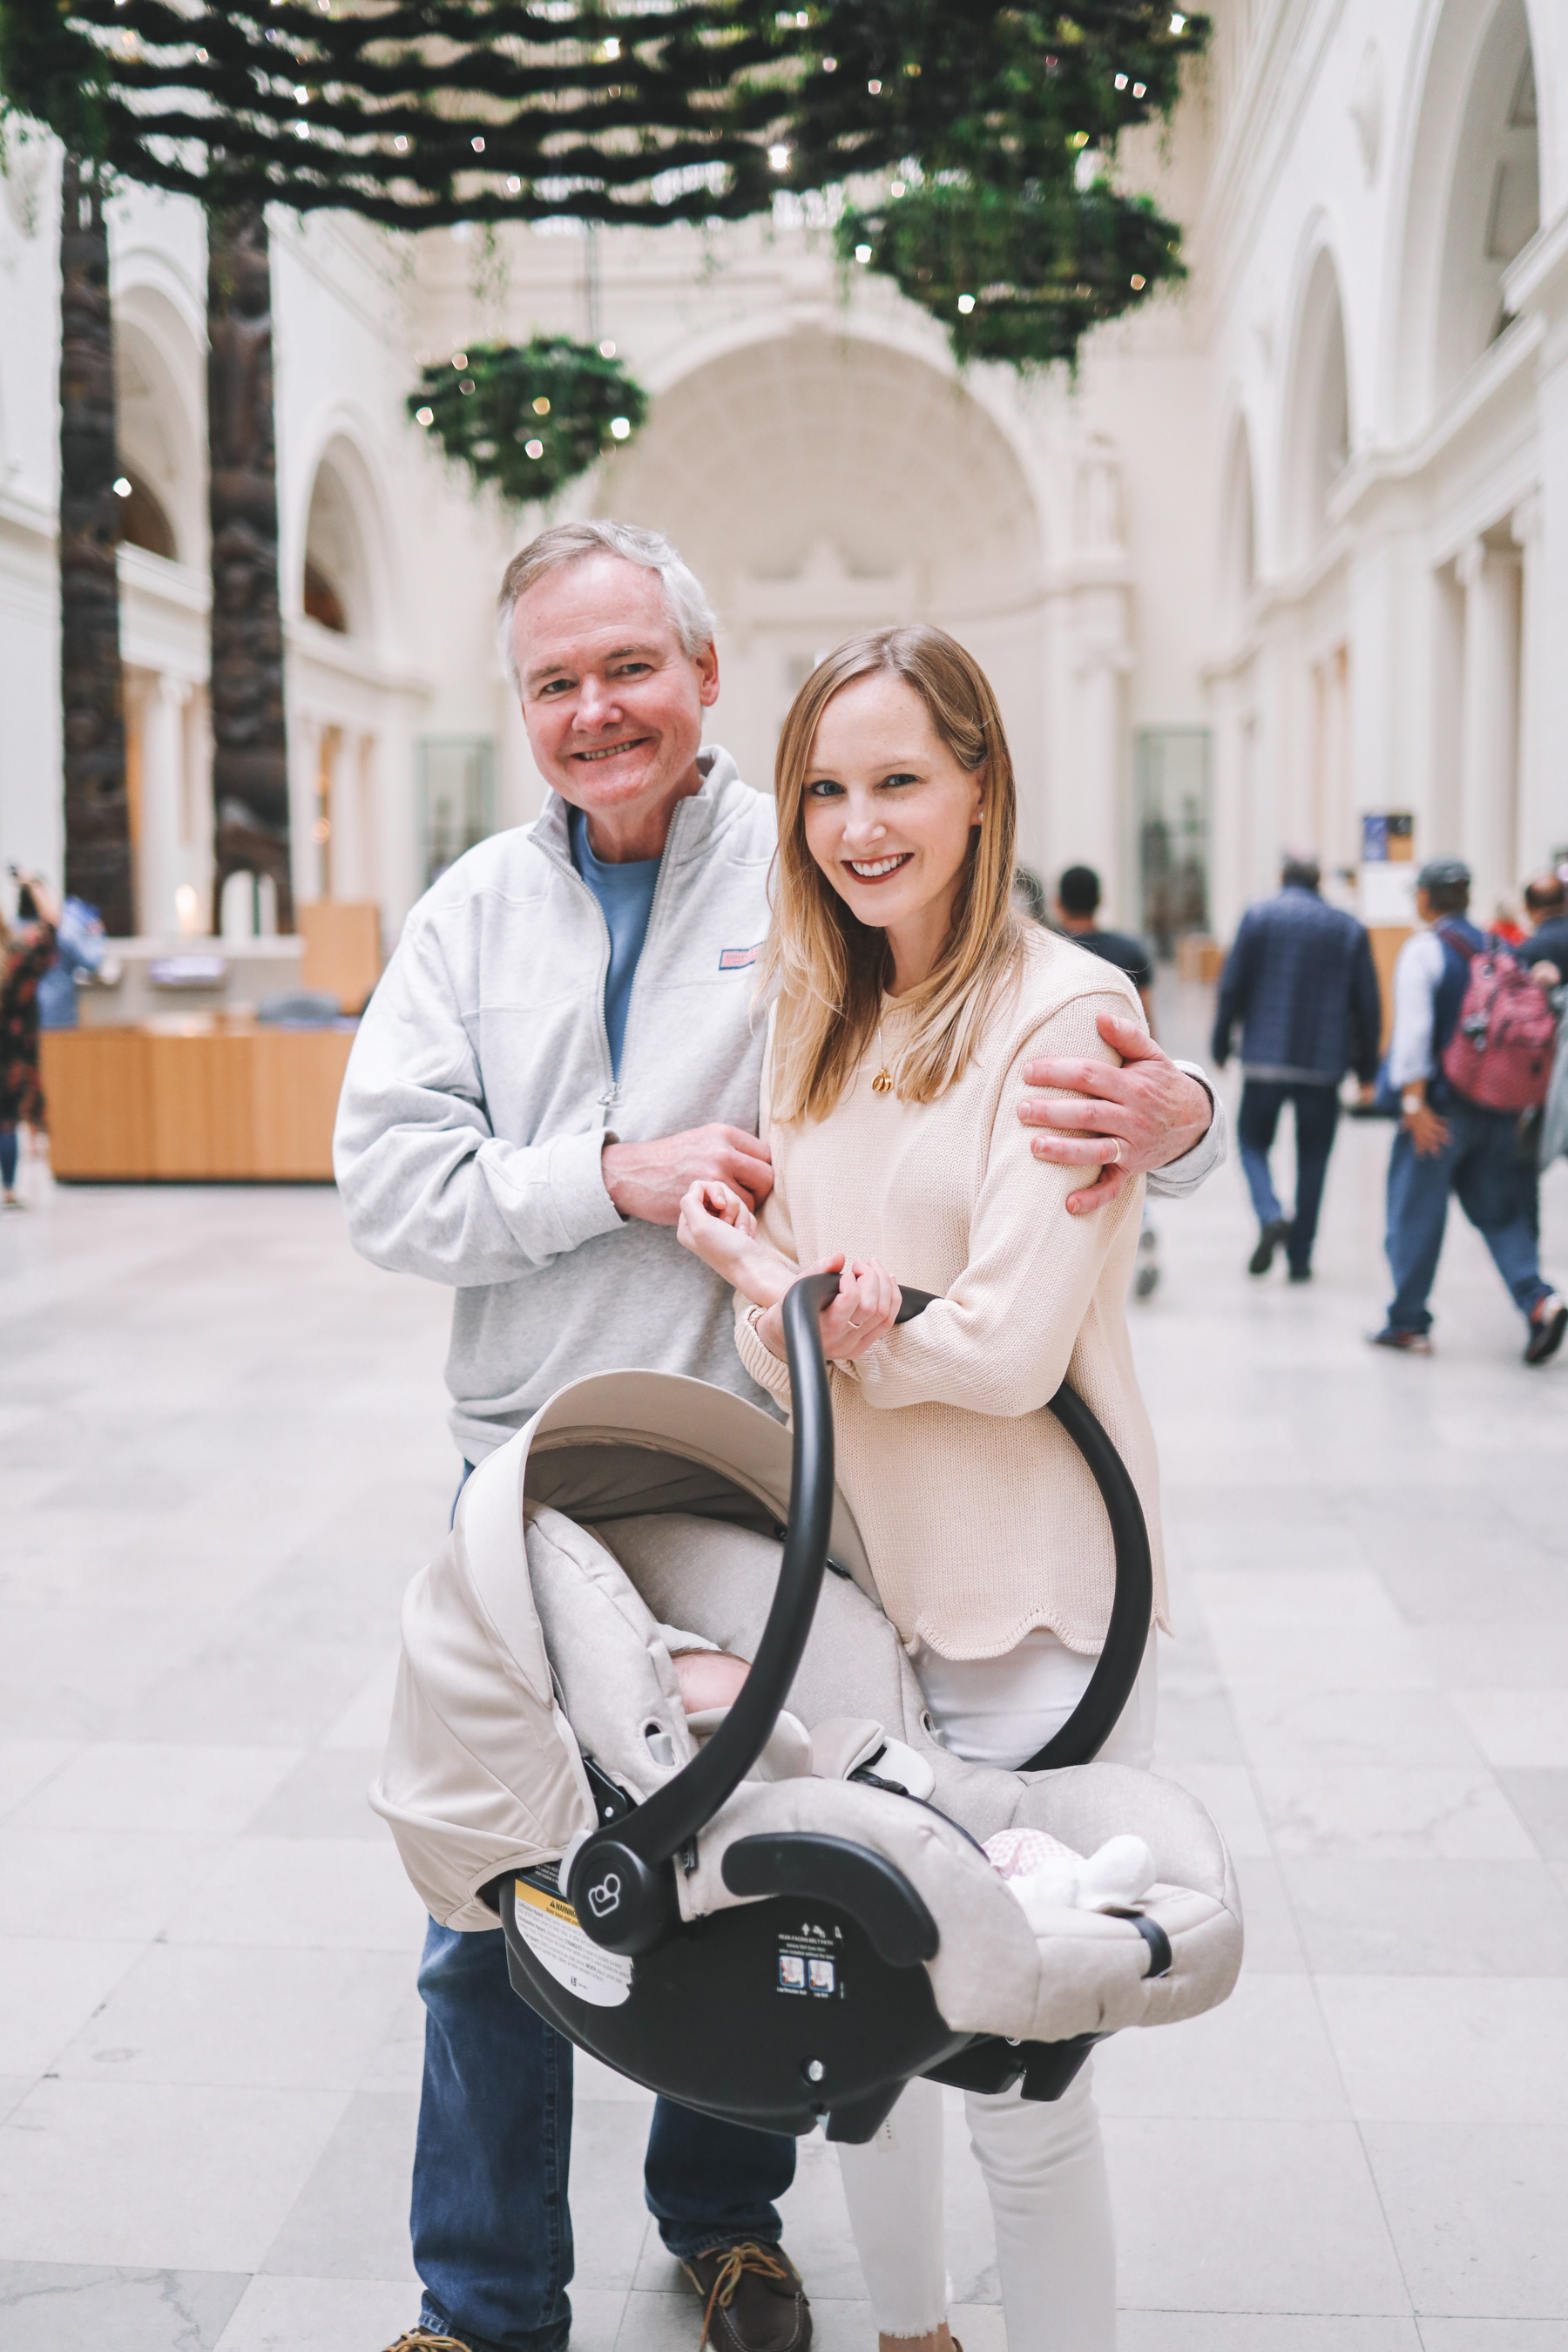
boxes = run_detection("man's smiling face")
[511,552,720,860]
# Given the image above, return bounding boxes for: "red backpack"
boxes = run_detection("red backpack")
[1441,934,1558,1112]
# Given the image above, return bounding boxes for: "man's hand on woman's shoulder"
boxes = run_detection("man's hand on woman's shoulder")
[1017,1011,1214,1215]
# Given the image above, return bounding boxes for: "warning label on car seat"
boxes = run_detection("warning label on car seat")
[775,1920,844,1998]
[511,1877,633,2008]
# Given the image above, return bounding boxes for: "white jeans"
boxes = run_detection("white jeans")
[835,1631,1158,2349]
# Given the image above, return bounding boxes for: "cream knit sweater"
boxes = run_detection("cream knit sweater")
[735,924,1168,1661]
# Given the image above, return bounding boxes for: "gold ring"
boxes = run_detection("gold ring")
[1109,1137,1125,1166]
[847,1316,862,1329]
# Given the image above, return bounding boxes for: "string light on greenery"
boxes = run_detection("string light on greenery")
[1,0,1209,371]
[408,336,648,508]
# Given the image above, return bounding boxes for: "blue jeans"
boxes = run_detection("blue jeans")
[415,1465,796,2351]
[1384,1096,1551,1335]
[1237,1079,1342,1274]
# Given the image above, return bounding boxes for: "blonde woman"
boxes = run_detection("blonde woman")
[677,625,1168,2352]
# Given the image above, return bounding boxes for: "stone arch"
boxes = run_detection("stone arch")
[1280,246,1351,570]
[1389,0,1541,433]
[112,285,205,570]
[294,422,399,657]
[594,327,1047,797]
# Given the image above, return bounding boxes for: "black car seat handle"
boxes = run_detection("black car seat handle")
[567,1271,838,1952]
[894,1288,1153,1770]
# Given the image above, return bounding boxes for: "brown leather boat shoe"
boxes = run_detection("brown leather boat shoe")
[681,2240,811,2352]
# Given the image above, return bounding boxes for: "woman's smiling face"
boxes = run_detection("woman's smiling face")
[801,669,983,984]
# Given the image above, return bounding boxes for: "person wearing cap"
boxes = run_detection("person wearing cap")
[1372,857,1566,1364]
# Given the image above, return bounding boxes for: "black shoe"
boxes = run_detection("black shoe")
[1369,1325,1432,1355]
[1249,1219,1290,1275]
[1524,1294,1567,1366]
[1288,1265,1312,1284]
[682,2240,811,2352]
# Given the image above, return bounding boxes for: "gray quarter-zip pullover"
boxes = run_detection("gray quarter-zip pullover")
[334,747,776,1459]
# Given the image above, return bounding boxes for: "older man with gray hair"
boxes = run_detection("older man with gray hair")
[336,519,1226,2352]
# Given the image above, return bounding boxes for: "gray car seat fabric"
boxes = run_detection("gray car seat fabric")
[372,1371,1243,2045]
[581,1512,1241,2044]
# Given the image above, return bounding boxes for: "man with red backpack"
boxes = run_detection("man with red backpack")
[1373,858,1565,1364]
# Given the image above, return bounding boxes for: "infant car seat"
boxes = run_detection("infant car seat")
[374,1276,1243,2143]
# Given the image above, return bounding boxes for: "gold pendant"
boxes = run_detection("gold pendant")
[871,1066,895,1095]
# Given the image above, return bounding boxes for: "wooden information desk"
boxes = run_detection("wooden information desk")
[41,1019,355,1181]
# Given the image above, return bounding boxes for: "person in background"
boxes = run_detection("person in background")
[1212,850,1382,1283]
[1372,857,1565,1364]
[34,891,110,1031]
[0,868,60,1208]
[1051,863,1161,1297]
[1053,862,1154,1012]
[1521,871,1568,984]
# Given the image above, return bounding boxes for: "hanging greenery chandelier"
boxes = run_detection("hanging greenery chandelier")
[409,336,649,507]
[1,2,1209,369]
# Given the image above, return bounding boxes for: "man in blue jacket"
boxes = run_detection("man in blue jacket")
[1213,851,1382,1281]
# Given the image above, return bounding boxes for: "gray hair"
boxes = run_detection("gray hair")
[495,519,717,694]
[1281,848,1321,889]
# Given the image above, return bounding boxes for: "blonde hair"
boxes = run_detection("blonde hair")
[762,625,1020,1123]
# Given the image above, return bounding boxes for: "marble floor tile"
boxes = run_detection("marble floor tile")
[1106,2117,1409,2315]
[319,1653,403,1753]
[1280,1856,1568,1975]
[1119,2322,1422,2351]
[1450,1690,1568,1771]
[0,1936,143,2076]
[8,1743,302,1841]
[1227,1684,1488,1772]
[1417,1624,1568,1693]
[1364,2123,1568,2317]
[0,1827,228,1943]
[163,1838,428,1954]
[1315,1976,1568,2124]
[1254,1763,1540,1862]
[55,1944,412,2092]
[0,1740,78,1821]
[1497,1769,1568,1861]
[0,2080,351,2271]
[244,1751,388,1842]
[1227,1849,1309,1973]
[1156,1761,1273,1856]
[1417,2322,1568,2350]
[257,2092,419,2284]
[0,2261,248,2351]
[210,2273,417,2352]
[1094,1973,1348,2120]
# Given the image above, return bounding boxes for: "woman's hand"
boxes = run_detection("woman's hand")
[677,1179,795,1309]
[755,1254,902,1365]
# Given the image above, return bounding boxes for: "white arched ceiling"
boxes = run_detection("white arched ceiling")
[1281,248,1351,569]
[113,287,205,569]
[594,328,1046,801]
[1391,0,1540,433]
[598,328,1043,616]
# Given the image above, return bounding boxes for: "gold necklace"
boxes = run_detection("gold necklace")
[871,1018,896,1095]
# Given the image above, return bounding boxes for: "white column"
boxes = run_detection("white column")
[1071,635,1132,920]
[1511,493,1545,877]
[1207,673,1251,943]
[1456,537,1521,919]
[138,674,190,940]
